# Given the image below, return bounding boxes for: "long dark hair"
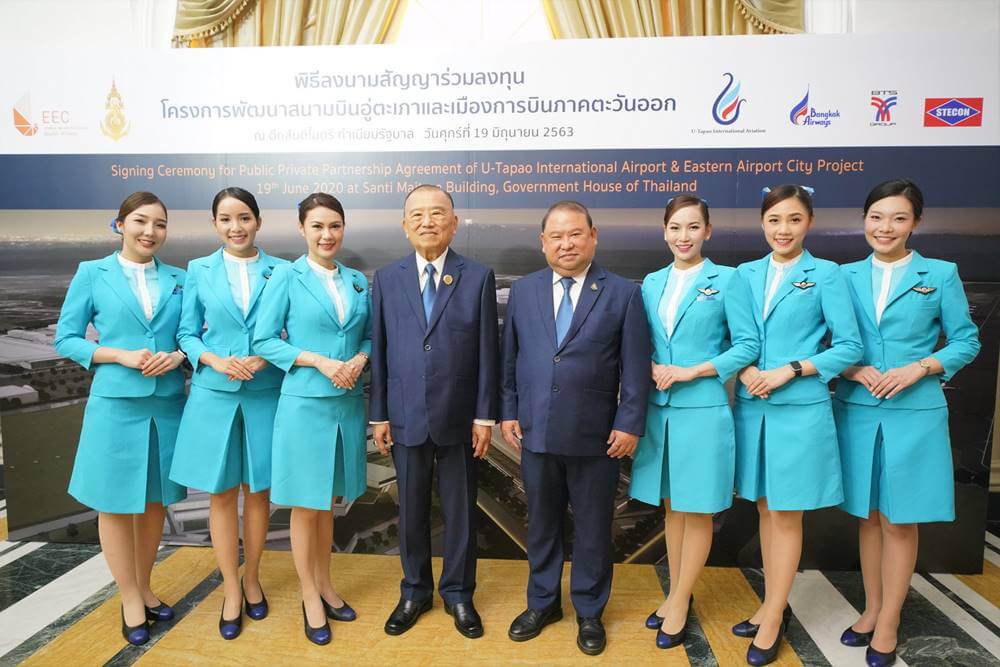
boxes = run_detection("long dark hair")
[212,187,260,219]
[761,185,813,218]
[298,193,345,224]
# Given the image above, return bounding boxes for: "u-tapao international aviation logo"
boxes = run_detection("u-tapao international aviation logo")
[101,80,130,141]
[13,92,38,136]
[712,73,746,125]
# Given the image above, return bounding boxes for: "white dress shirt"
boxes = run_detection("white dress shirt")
[306,257,347,323]
[117,253,158,321]
[416,248,449,291]
[872,252,914,325]
[222,250,259,317]
[552,264,591,319]
[763,252,803,317]
[659,262,703,337]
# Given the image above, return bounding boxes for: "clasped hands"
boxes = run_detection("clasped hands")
[842,363,927,399]
[118,348,185,377]
[210,355,269,381]
[316,354,367,390]
[739,364,796,399]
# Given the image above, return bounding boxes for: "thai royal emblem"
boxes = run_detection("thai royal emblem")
[101,80,130,141]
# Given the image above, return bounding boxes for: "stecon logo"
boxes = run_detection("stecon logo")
[923,98,983,127]
[712,73,746,126]
[790,89,810,125]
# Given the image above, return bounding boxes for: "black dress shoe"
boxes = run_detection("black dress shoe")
[322,595,357,622]
[121,606,151,646]
[445,600,484,638]
[144,600,175,622]
[656,623,686,649]
[384,597,432,636]
[865,644,897,667]
[508,602,563,641]
[577,617,607,656]
[242,578,268,621]
[302,602,331,645]
[732,605,792,638]
[746,619,787,666]
[219,599,243,640]
[841,625,874,647]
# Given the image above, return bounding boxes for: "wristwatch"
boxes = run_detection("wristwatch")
[789,360,803,377]
[918,359,932,375]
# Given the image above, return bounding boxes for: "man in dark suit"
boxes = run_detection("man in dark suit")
[370,184,499,638]
[500,200,650,656]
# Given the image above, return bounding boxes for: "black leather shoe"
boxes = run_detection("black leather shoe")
[219,599,243,640]
[577,617,607,656]
[121,606,150,646]
[445,600,484,638]
[302,602,331,645]
[242,578,268,621]
[865,644,897,667]
[144,600,175,622]
[322,595,357,622]
[746,619,787,666]
[384,597,432,636]
[508,602,563,641]
[732,605,791,638]
[841,625,874,647]
[656,623,686,649]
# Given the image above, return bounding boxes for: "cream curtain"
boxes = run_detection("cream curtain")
[543,0,802,38]
[173,0,403,47]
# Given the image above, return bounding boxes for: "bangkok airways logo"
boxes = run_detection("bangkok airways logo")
[712,73,746,126]
[12,92,38,136]
[788,87,839,128]
[790,89,810,125]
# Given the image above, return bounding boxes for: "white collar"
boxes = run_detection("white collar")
[552,263,591,285]
[307,257,339,276]
[223,250,260,264]
[769,252,803,271]
[671,261,704,277]
[415,247,449,275]
[872,252,913,270]
[117,253,154,270]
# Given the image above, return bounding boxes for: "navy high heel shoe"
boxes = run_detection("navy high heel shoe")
[656,624,686,649]
[121,606,151,646]
[242,579,269,621]
[746,619,787,666]
[646,594,694,630]
[865,644,897,667]
[322,595,357,622]
[732,604,791,638]
[144,599,175,622]
[840,625,874,647]
[303,602,332,645]
[219,598,243,640]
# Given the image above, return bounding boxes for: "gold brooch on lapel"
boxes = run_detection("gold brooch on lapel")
[443,274,453,286]
[590,282,598,291]
[792,281,816,290]
[697,287,719,297]
[912,286,936,295]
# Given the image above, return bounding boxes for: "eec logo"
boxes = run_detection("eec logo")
[712,73,746,126]
[923,98,983,127]
[12,92,38,136]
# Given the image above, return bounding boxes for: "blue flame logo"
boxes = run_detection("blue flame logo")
[712,73,746,125]
[790,88,810,125]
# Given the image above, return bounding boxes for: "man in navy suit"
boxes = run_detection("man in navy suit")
[500,200,650,656]
[370,184,499,638]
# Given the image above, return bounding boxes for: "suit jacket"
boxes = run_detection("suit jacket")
[54,252,186,398]
[735,250,862,405]
[642,259,759,408]
[177,247,287,392]
[501,263,651,456]
[252,256,371,398]
[835,251,980,409]
[369,250,499,447]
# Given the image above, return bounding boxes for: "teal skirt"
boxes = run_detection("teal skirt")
[834,400,954,523]
[269,394,367,510]
[170,385,280,494]
[629,403,735,513]
[733,397,844,511]
[69,394,187,514]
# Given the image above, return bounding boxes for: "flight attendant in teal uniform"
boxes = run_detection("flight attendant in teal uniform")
[629,196,759,650]
[170,187,287,640]
[835,180,980,667]
[732,185,862,666]
[54,192,188,646]
[253,192,371,646]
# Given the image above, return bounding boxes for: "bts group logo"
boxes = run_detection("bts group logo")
[870,90,898,126]
[924,97,983,127]
[788,88,840,127]
[712,72,746,125]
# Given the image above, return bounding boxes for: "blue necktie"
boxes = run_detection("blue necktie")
[422,264,437,321]
[555,276,575,345]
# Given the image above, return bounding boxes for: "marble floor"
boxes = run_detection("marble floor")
[0,513,997,666]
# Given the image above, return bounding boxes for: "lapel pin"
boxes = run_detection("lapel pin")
[353,282,364,293]
[697,287,719,296]
[912,286,936,295]
[792,281,816,290]
[172,285,183,295]
[590,282,598,291]
[443,274,453,286]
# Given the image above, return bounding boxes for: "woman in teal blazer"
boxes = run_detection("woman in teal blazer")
[732,185,862,666]
[252,192,371,645]
[54,192,187,646]
[628,196,759,649]
[834,180,980,667]
[170,188,287,639]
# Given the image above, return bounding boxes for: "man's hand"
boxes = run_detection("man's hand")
[472,424,492,458]
[500,419,522,451]
[373,423,393,455]
[606,430,638,458]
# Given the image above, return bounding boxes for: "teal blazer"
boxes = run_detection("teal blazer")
[641,259,759,407]
[736,250,862,405]
[54,253,186,398]
[834,251,980,409]
[177,247,288,392]
[252,256,372,398]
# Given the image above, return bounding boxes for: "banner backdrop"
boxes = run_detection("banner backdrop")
[1,34,997,572]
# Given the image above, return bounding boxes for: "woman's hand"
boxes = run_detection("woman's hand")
[315,357,346,384]
[210,355,255,381]
[117,348,152,370]
[869,362,927,399]
[652,364,699,391]
[141,351,185,377]
[841,365,883,392]
[332,354,366,390]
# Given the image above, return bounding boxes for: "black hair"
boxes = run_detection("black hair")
[664,195,709,226]
[298,192,345,224]
[863,179,924,219]
[116,191,167,222]
[212,187,260,219]
[761,184,813,218]
[541,200,593,230]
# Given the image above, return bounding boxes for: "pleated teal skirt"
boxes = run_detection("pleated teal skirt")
[69,394,187,514]
[269,394,367,510]
[170,385,280,494]
[733,397,844,511]
[629,403,735,513]
[834,400,954,523]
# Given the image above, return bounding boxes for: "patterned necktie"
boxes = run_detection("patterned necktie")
[422,263,437,321]
[555,276,575,345]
